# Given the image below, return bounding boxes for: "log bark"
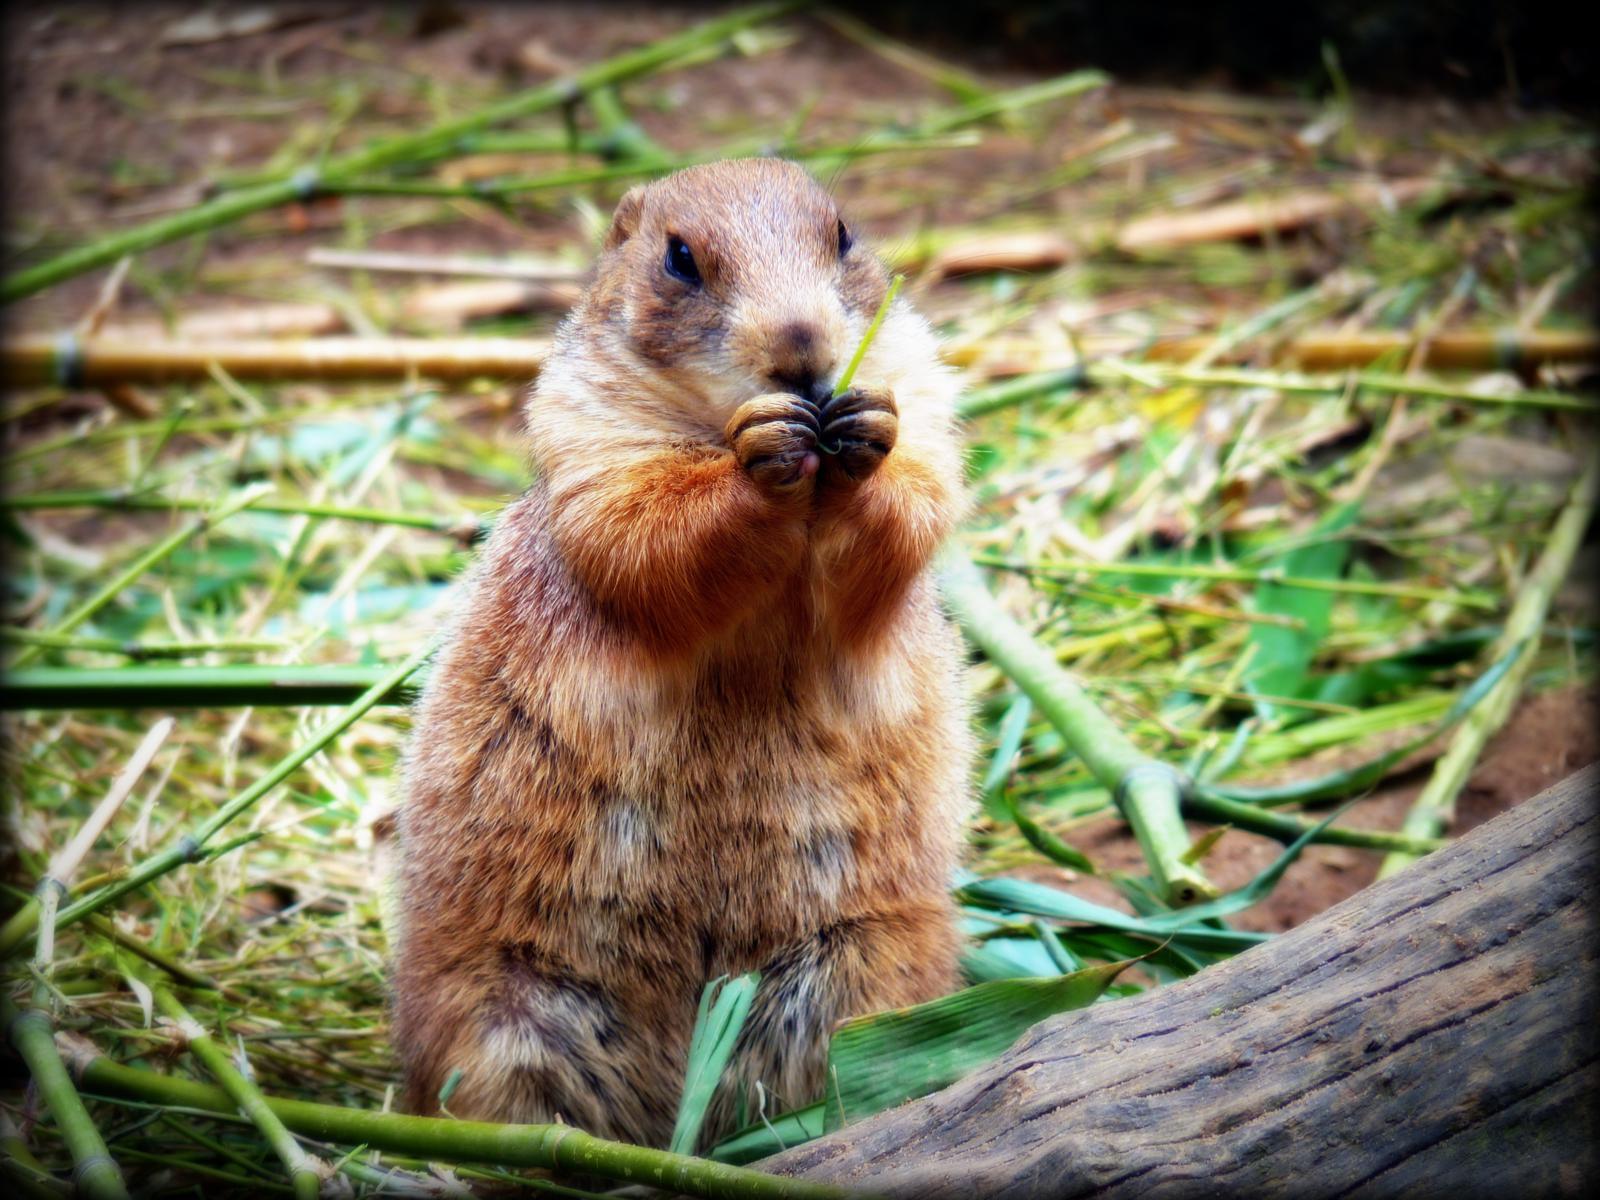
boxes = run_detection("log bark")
[771,765,1599,1198]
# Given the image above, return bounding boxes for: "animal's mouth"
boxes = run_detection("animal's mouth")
[767,371,833,407]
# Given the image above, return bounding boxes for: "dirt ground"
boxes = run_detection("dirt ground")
[4,5,1595,935]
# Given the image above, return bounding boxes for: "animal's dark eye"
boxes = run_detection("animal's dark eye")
[837,219,853,258]
[664,235,700,285]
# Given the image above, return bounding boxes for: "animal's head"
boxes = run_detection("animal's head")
[589,158,891,419]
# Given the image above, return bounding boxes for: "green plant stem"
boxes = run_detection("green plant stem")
[148,982,321,1200]
[1,1000,129,1200]
[0,2,801,302]
[66,1054,857,1200]
[834,275,904,396]
[2,1113,69,1200]
[1005,798,1096,872]
[213,132,615,189]
[0,645,430,961]
[1097,358,1599,413]
[1378,456,1600,879]
[956,366,1086,419]
[586,84,671,164]
[1181,791,1447,855]
[955,358,1595,420]
[1185,284,1332,370]
[109,1147,289,1192]
[453,125,975,174]
[975,553,1498,610]
[317,130,978,199]
[1,628,288,660]
[9,486,269,670]
[0,715,172,1195]
[0,664,419,711]
[1,1121,67,1200]
[322,161,653,198]
[82,914,231,995]
[816,9,990,103]
[918,70,1108,134]
[0,489,479,538]
[3,181,316,304]
[3,396,391,467]
[940,553,1217,904]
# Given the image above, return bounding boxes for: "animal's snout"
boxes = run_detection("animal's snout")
[767,321,833,403]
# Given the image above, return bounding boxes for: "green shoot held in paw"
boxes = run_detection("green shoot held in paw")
[834,273,904,400]
[818,273,904,455]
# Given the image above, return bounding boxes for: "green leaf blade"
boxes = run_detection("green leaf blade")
[1245,500,1362,723]
[823,961,1132,1133]
[668,971,760,1156]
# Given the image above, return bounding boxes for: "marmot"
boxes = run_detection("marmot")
[392,158,972,1149]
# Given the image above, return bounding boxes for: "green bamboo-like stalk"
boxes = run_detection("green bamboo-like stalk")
[1377,455,1600,879]
[3,717,173,1197]
[15,751,144,1194]
[8,485,270,670]
[1,628,289,660]
[148,982,322,1200]
[65,1053,856,1200]
[1181,791,1447,855]
[4,396,388,466]
[1097,358,1599,413]
[0,645,430,961]
[316,129,981,199]
[940,553,1218,904]
[918,69,1108,134]
[0,489,480,538]
[1,1000,129,1200]
[0,1163,64,1200]
[1183,283,1332,370]
[213,130,614,189]
[0,2,801,303]
[2,180,322,304]
[816,9,991,103]
[1,1112,68,1199]
[956,366,1086,419]
[458,124,976,171]
[319,160,670,198]
[16,895,99,1188]
[82,913,230,995]
[975,553,1498,610]
[0,664,417,711]
[1,713,181,1191]
[587,84,671,165]
[108,1148,288,1194]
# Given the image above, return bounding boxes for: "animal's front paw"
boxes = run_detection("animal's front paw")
[726,393,821,496]
[818,384,898,482]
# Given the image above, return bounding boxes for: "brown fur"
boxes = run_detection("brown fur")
[391,159,973,1149]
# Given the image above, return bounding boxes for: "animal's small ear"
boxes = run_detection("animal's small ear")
[604,186,646,251]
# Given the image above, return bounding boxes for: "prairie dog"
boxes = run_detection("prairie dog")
[392,158,972,1148]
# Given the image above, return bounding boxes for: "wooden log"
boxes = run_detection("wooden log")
[770,765,1598,1198]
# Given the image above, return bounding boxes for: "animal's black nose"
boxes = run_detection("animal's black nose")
[769,322,830,403]
[772,369,829,405]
